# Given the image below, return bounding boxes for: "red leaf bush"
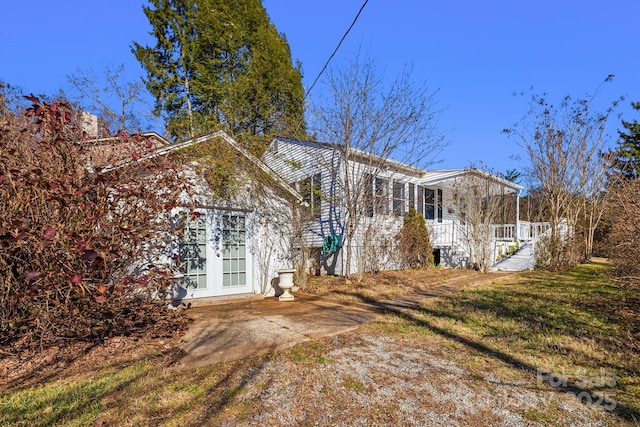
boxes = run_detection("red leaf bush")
[0,88,191,352]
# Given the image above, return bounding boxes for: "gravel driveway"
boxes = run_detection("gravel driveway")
[200,325,616,426]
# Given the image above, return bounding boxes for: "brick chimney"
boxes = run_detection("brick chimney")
[81,112,98,137]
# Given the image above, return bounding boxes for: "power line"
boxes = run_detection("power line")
[303,0,370,102]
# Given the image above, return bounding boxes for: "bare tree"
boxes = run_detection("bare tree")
[67,64,152,134]
[309,55,444,277]
[450,170,509,272]
[581,154,612,261]
[505,78,622,270]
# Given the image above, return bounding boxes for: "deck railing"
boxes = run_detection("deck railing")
[427,220,458,247]
[428,220,551,248]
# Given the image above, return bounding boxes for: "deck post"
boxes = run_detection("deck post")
[514,189,521,241]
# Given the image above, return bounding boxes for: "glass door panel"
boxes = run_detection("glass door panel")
[178,211,214,298]
[216,211,252,295]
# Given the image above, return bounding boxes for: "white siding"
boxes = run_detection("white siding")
[265,139,343,249]
[265,138,431,275]
[264,138,521,273]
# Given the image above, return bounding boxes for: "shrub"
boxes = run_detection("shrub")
[396,207,433,269]
[0,90,189,353]
[606,179,640,284]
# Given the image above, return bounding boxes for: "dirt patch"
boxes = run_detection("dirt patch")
[4,325,618,426]
[0,268,495,389]
[1,267,626,426]
[0,268,508,393]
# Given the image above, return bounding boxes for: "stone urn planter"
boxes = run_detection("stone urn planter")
[277,268,296,301]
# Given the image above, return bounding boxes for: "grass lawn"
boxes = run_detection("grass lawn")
[411,259,640,424]
[1,259,638,425]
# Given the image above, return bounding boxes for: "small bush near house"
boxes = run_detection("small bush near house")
[396,207,433,269]
[0,87,188,356]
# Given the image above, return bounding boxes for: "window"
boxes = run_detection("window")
[393,181,405,216]
[364,173,374,217]
[222,213,247,288]
[374,177,389,215]
[417,185,424,216]
[424,188,435,220]
[408,183,415,211]
[437,189,443,223]
[299,173,322,219]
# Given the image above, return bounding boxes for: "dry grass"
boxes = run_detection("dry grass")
[413,259,640,424]
[2,261,638,426]
[303,267,485,302]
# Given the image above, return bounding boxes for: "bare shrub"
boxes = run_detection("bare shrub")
[310,54,444,277]
[534,235,576,271]
[450,170,510,273]
[505,81,621,270]
[606,179,640,284]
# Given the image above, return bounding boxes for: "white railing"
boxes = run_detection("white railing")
[428,220,552,269]
[428,220,551,249]
[492,224,516,241]
[491,222,550,242]
[518,221,551,241]
[427,220,458,247]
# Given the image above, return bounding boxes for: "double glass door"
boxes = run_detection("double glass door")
[179,210,252,298]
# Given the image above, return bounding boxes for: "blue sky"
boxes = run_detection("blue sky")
[2,0,638,175]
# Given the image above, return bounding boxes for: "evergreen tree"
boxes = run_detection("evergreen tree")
[133,0,199,138]
[133,0,305,141]
[396,207,433,269]
[610,101,640,180]
[501,168,522,183]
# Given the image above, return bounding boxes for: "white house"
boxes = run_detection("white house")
[168,132,305,302]
[97,130,544,303]
[263,137,541,275]
[93,131,302,302]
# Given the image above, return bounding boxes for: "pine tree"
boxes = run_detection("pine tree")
[133,0,305,141]
[610,101,640,180]
[133,0,199,138]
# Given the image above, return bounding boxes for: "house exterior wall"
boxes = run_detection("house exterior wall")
[265,139,344,249]
[170,165,295,301]
[264,138,524,274]
[347,215,404,274]
[266,138,441,275]
[245,184,296,296]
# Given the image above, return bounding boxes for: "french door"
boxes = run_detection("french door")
[179,209,252,298]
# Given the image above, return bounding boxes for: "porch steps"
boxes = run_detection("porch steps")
[495,242,535,271]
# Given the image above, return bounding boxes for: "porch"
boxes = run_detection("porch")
[428,220,550,245]
[427,220,551,270]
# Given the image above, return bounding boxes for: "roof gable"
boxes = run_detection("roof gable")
[272,136,425,177]
[422,168,522,193]
[97,131,304,204]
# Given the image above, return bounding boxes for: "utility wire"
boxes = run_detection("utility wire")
[303,0,369,102]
